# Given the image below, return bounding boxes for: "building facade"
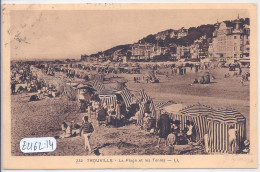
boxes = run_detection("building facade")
[209,17,250,63]
[176,46,190,59]
[131,43,162,60]
[81,55,98,62]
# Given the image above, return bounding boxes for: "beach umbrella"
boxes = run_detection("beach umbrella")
[207,109,246,153]
[180,104,214,142]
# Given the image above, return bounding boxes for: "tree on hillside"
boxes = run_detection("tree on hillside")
[84,18,248,59]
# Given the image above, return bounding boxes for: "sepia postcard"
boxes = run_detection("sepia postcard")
[2,3,258,169]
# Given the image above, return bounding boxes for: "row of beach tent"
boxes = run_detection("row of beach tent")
[89,82,247,154]
[155,102,246,153]
[71,73,246,154]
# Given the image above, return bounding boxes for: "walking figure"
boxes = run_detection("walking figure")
[80,116,94,153]
[167,131,176,155]
[241,78,244,86]
[228,125,237,154]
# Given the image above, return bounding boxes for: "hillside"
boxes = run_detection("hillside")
[140,24,215,47]
[84,18,249,60]
[103,44,131,56]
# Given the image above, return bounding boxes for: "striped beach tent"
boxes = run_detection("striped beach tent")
[155,103,184,128]
[207,109,246,153]
[149,98,156,118]
[155,101,177,122]
[95,89,119,106]
[138,89,150,102]
[139,102,145,117]
[98,94,117,108]
[120,87,134,108]
[138,89,157,118]
[90,74,104,82]
[92,80,105,91]
[155,101,176,111]
[180,104,214,142]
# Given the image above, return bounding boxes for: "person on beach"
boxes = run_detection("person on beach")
[204,133,209,152]
[136,109,143,127]
[106,105,115,125]
[156,113,171,148]
[60,121,71,138]
[80,116,94,153]
[241,78,244,86]
[228,125,237,154]
[143,113,150,131]
[61,122,68,135]
[167,131,176,155]
[186,120,194,144]
[97,106,108,126]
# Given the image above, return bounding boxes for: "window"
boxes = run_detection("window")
[234,36,237,39]
[246,41,249,45]
[234,54,237,58]
[240,47,242,51]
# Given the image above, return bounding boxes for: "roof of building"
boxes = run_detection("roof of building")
[223,21,235,28]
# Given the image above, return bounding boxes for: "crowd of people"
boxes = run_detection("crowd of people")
[133,76,159,83]
[135,110,197,154]
[80,99,128,127]
[11,60,250,155]
[59,96,199,155]
[65,63,141,76]
[11,63,60,101]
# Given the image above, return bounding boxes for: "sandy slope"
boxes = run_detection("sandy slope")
[11,66,249,156]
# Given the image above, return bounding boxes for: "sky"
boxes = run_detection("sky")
[10,9,249,60]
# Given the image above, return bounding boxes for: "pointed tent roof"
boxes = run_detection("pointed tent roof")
[207,109,245,124]
[95,89,121,95]
[155,101,176,110]
[162,104,184,115]
[76,83,94,90]
[179,104,214,117]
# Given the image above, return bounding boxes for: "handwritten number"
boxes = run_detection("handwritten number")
[34,142,38,151]
[39,142,44,150]
[22,141,26,150]
[49,140,54,150]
